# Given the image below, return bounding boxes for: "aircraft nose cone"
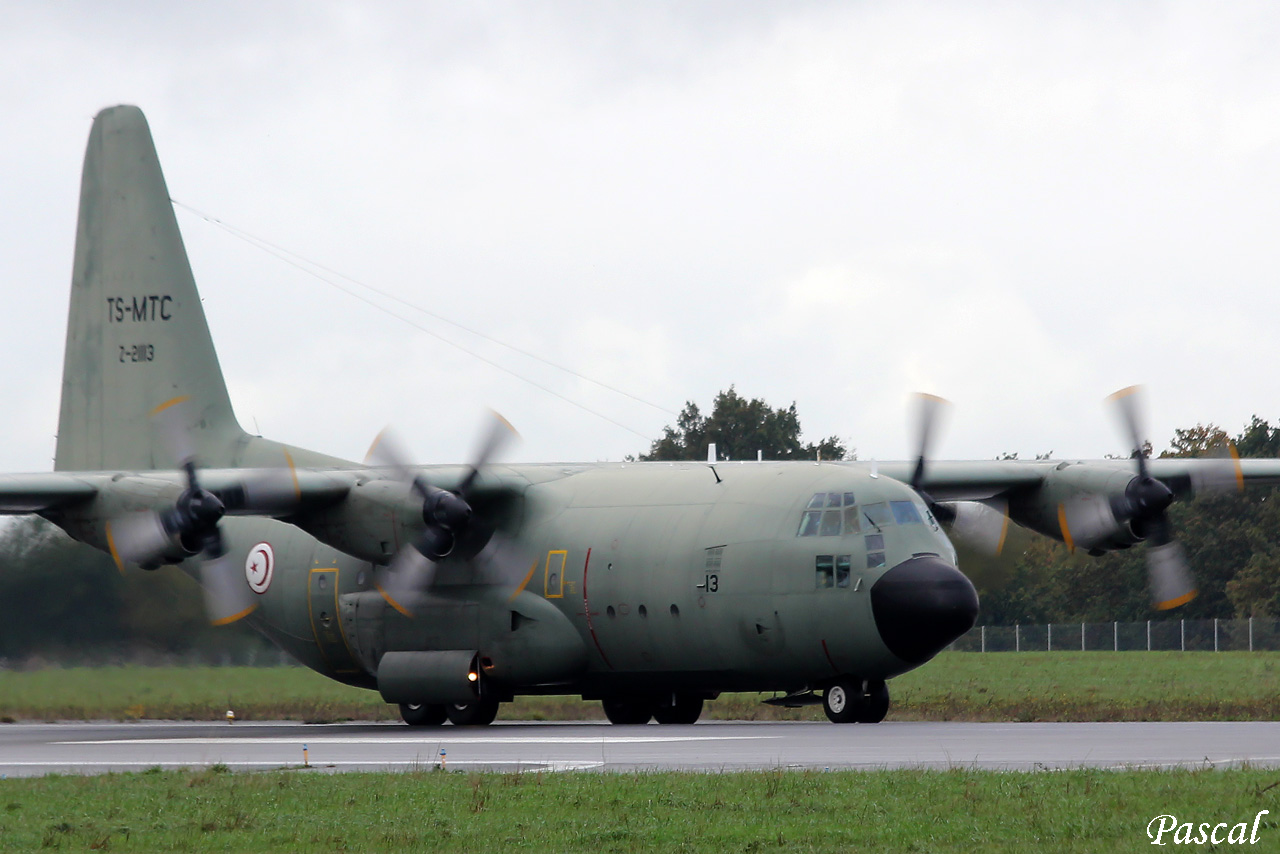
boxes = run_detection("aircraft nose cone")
[870,555,979,665]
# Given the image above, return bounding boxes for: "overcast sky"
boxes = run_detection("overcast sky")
[3,2,1280,472]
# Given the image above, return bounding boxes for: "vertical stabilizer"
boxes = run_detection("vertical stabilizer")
[55,105,245,471]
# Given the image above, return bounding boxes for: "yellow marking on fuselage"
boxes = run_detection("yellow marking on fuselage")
[544,550,568,598]
[149,395,190,416]
[308,568,361,671]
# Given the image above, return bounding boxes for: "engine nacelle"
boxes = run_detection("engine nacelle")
[1006,463,1143,552]
[48,473,197,567]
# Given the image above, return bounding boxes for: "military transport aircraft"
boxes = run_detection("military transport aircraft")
[8,105,1280,727]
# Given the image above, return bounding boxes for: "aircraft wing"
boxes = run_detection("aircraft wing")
[0,473,102,514]
[0,469,353,517]
[876,457,1280,503]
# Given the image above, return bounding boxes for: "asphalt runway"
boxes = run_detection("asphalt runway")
[3,720,1280,776]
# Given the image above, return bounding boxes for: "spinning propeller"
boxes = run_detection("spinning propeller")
[1060,385,1241,610]
[105,397,277,625]
[367,411,528,617]
[908,393,1011,557]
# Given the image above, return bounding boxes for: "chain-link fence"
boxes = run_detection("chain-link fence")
[951,618,1280,652]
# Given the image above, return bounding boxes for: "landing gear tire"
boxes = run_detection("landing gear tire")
[856,680,889,724]
[653,693,704,725]
[399,702,447,727]
[823,678,890,724]
[823,678,860,724]
[601,696,654,725]
[446,698,500,726]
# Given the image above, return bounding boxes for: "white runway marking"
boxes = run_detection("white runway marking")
[0,760,605,772]
[59,735,778,746]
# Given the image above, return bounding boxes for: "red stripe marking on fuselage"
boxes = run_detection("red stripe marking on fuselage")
[582,547,613,669]
[821,639,840,673]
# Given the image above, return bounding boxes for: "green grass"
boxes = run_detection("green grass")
[0,651,1277,723]
[0,767,1276,852]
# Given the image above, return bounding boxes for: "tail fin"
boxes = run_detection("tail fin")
[55,105,246,472]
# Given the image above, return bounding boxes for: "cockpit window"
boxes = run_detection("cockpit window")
[819,509,843,536]
[797,510,822,537]
[890,501,924,525]
[798,492,859,536]
[863,502,893,528]
[842,506,861,535]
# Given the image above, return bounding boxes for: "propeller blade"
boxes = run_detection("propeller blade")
[1147,540,1197,610]
[1190,442,1245,496]
[458,410,519,496]
[944,499,1010,557]
[106,511,177,570]
[199,552,258,625]
[470,533,536,588]
[364,428,427,494]
[375,545,437,617]
[151,395,197,467]
[909,394,950,492]
[1106,385,1150,477]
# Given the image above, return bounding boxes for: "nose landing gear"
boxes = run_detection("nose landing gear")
[823,677,889,724]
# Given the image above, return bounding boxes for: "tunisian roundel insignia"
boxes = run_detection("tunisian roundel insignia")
[245,542,275,594]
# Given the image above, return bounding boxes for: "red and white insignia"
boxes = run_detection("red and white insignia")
[245,542,275,594]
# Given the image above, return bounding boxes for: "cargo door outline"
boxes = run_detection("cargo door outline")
[308,568,362,674]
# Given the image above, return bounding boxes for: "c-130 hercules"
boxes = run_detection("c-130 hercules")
[11,105,1280,726]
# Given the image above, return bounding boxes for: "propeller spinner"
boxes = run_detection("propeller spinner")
[367,411,527,616]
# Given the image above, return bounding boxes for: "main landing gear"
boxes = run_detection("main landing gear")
[822,677,889,724]
[601,692,705,725]
[398,698,501,727]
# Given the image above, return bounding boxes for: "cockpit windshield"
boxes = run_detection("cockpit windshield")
[890,501,924,525]
[799,494,927,537]
[796,492,860,537]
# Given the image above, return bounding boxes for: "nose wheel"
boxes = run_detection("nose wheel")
[823,678,889,724]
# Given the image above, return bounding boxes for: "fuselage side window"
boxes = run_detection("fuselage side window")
[815,554,834,588]
[836,555,851,588]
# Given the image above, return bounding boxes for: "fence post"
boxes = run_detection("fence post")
[1015,623,1020,653]
[1048,623,1052,651]
[1180,619,1185,652]
[1214,618,1219,652]
[1081,622,1086,652]
[1250,617,1254,652]
[1114,621,1118,652]
[981,625,986,653]
[1147,619,1151,652]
